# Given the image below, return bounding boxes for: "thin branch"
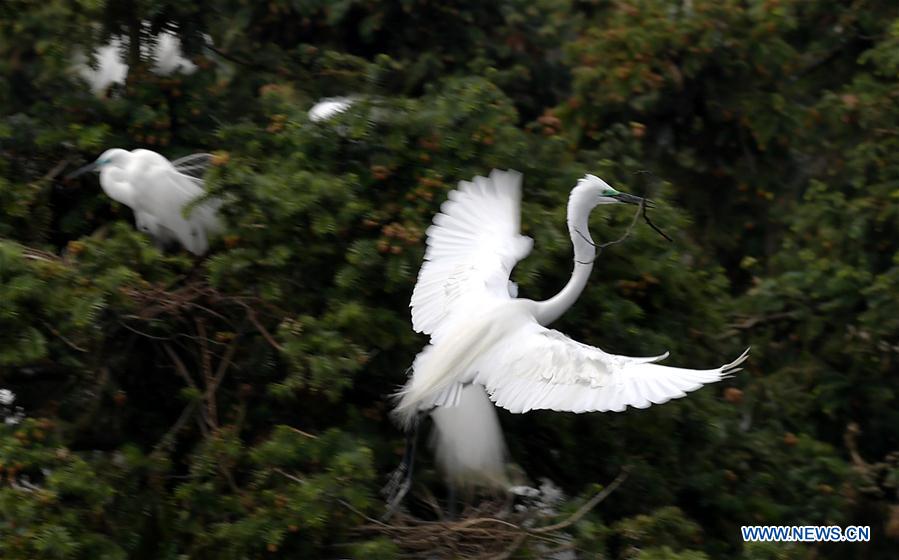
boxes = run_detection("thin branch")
[491,532,527,560]
[208,338,239,408]
[186,301,232,325]
[844,422,868,469]
[247,308,284,351]
[230,298,284,351]
[642,203,672,242]
[340,499,396,529]
[163,342,210,436]
[219,464,241,495]
[418,486,446,521]
[42,157,74,183]
[40,320,88,352]
[152,401,198,454]
[195,318,217,428]
[163,343,199,390]
[196,318,213,381]
[205,44,259,68]
[21,246,61,263]
[211,336,238,386]
[120,320,175,341]
[531,466,630,534]
[273,468,307,485]
[575,200,644,264]
[453,516,522,531]
[285,425,318,439]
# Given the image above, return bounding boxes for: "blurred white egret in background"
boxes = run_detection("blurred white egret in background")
[388,170,748,508]
[75,27,204,95]
[68,149,222,255]
[308,96,355,122]
[308,96,396,131]
[75,38,128,94]
[150,31,198,75]
[0,388,23,426]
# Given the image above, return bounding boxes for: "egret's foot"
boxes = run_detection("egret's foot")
[381,419,421,520]
[381,462,413,521]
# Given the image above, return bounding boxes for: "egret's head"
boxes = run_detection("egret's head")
[66,148,129,180]
[567,173,671,243]
[572,174,649,210]
[94,148,129,168]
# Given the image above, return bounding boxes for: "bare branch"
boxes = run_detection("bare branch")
[152,401,198,455]
[285,425,318,439]
[532,466,630,533]
[40,320,88,352]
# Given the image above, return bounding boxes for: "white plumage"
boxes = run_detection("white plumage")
[410,170,532,341]
[150,31,198,75]
[72,148,222,255]
[476,323,749,414]
[75,38,128,95]
[308,97,355,122]
[395,169,748,484]
[430,384,508,487]
[75,27,202,96]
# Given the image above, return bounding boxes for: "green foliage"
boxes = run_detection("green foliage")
[3,0,899,558]
[615,506,704,555]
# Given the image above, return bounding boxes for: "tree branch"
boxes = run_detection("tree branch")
[531,466,630,534]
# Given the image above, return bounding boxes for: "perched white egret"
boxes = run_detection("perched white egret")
[68,149,222,255]
[393,170,748,490]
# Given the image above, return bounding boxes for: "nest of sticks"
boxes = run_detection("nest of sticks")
[347,468,629,559]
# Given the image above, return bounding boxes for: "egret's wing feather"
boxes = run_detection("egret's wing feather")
[411,169,533,338]
[170,153,214,180]
[473,321,749,414]
[308,97,355,122]
[141,163,211,215]
[167,165,223,229]
[139,162,222,255]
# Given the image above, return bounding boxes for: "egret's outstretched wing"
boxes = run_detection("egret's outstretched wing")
[411,169,533,338]
[473,321,749,414]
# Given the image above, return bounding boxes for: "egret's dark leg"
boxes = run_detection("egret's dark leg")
[447,480,458,520]
[152,237,167,251]
[382,416,421,520]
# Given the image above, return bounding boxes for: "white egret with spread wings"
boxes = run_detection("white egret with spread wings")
[388,170,748,507]
[68,149,222,255]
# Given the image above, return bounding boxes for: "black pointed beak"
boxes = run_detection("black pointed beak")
[612,192,655,208]
[65,162,99,180]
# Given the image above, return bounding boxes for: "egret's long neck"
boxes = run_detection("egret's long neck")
[534,199,595,326]
[99,166,134,208]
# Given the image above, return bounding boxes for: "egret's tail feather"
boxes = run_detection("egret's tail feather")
[391,328,492,428]
[430,384,508,488]
[391,380,465,431]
